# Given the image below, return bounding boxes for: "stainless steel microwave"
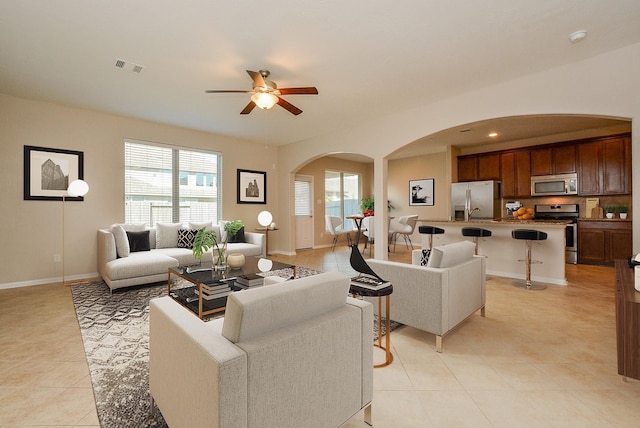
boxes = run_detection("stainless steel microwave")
[531,173,578,196]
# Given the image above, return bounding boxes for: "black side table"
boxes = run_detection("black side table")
[349,282,393,368]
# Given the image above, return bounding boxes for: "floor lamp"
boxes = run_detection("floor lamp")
[62,179,89,286]
[257,210,273,256]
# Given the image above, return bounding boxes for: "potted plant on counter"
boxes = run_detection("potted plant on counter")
[604,206,616,219]
[619,206,629,220]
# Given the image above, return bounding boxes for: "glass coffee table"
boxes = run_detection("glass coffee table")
[168,257,295,319]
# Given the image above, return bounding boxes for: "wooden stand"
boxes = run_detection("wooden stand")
[615,260,640,381]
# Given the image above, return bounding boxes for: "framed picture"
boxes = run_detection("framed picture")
[409,178,434,206]
[237,169,266,204]
[24,145,85,201]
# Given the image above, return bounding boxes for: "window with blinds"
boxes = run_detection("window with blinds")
[294,178,312,216]
[124,140,221,226]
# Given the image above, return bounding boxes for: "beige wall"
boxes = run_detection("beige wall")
[388,152,449,221]
[296,156,373,248]
[0,94,278,287]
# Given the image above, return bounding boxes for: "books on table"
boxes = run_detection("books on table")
[350,274,391,291]
[235,273,264,287]
[194,280,231,300]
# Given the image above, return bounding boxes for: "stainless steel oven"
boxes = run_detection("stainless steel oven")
[534,204,579,264]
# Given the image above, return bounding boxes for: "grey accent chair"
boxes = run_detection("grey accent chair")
[150,271,374,427]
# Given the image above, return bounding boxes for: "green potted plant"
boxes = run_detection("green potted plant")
[604,206,616,219]
[359,196,394,216]
[193,220,244,270]
[618,205,629,219]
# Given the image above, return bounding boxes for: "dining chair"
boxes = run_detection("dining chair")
[325,215,353,251]
[389,214,418,251]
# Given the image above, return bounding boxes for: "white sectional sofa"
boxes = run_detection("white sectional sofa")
[367,240,486,352]
[149,271,373,428]
[97,221,265,291]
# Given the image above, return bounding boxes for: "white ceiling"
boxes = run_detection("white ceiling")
[1,1,639,149]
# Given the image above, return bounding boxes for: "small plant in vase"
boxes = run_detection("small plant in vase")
[192,220,244,270]
[604,206,616,219]
[618,206,629,219]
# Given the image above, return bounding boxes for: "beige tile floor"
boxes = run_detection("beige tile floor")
[2,244,640,427]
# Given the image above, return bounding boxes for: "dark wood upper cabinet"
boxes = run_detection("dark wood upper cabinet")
[501,151,531,198]
[578,136,631,195]
[577,141,600,195]
[531,144,576,176]
[477,153,501,181]
[457,133,629,196]
[530,148,552,176]
[553,144,577,174]
[457,156,478,182]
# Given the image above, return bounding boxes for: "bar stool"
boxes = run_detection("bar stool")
[511,229,547,290]
[461,227,492,256]
[418,225,445,249]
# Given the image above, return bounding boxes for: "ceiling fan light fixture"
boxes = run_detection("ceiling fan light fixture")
[251,92,278,109]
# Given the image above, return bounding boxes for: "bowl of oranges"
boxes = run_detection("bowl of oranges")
[513,207,534,220]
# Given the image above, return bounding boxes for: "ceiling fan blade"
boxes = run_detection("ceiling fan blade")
[278,87,318,95]
[246,70,266,88]
[240,101,257,115]
[276,97,303,115]
[205,90,251,93]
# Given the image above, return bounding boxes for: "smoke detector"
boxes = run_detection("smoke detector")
[569,30,587,43]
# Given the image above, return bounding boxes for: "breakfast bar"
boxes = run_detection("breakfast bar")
[416,219,569,286]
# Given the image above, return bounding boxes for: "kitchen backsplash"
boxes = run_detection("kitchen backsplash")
[501,195,631,219]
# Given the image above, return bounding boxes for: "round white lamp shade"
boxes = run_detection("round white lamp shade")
[257,258,273,272]
[67,179,89,197]
[257,210,273,227]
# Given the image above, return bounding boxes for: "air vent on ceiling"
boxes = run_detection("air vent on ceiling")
[115,58,144,73]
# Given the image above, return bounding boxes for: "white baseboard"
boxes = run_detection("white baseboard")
[0,272,100,290]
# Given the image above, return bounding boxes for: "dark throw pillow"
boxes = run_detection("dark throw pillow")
[177,228,198,249]
[126,230,151,252]
[420,249,431,266]
[227,226,246,243]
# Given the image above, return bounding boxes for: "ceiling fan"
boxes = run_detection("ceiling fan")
[205,69,318,116]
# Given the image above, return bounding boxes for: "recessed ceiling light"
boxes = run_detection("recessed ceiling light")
[569,30,587,43]
[488,132,498,137]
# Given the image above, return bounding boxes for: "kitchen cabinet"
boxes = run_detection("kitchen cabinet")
[457,156,478,182]
[578,220,632,266]
[457,153,500,182]
[500,150,531,198]
[531,144,576,176]
[578,136,631,195]
[477,153,501,181]
[615,260,640,381]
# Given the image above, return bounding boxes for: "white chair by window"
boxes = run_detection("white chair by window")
[362,216,393,256]
[326,215,353,251]
[390,214,418,251]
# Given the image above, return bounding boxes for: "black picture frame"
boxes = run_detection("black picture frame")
[409,178,434,206]
[24,145,85,201]
[237,169,266,204]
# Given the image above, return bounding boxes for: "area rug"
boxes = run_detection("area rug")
[71,267,398,427]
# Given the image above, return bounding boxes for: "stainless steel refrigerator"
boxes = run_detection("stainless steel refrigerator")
[451,181,501,220]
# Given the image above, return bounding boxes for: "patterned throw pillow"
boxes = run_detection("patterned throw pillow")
[177,228,198,249]
[420,249,431,266]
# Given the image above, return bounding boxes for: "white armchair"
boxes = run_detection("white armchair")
[367,240,485,352]
[149,271,373,427]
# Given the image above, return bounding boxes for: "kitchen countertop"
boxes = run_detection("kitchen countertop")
[577,218,631,222]
[413,219,568,285]
[417,218,571,226]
